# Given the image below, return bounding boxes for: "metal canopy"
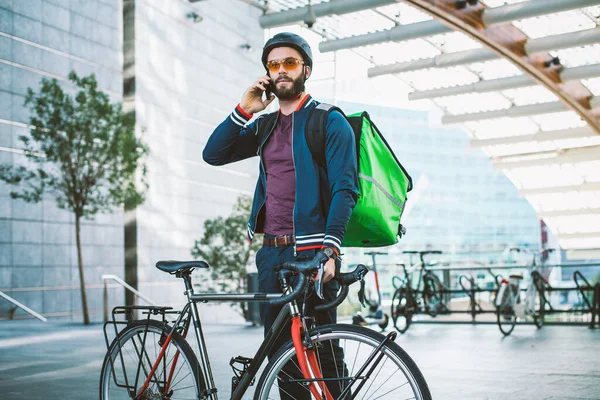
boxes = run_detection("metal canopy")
[262,0,600,250]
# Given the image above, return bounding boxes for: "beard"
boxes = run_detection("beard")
[272,70,305,100]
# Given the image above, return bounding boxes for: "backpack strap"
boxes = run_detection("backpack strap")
[305,103,345,167]
[256,111,279,147]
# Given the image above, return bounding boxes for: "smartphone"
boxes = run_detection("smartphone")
[264,82,272,100]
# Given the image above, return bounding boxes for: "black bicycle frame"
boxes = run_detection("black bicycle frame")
[178,271,298,400]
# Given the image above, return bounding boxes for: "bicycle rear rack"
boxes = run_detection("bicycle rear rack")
[102,305,181,396]
[458,275,484,321]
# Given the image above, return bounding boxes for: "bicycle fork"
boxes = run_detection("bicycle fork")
[291,316,334,400]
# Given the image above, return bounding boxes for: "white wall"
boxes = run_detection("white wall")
[134,0,264,320]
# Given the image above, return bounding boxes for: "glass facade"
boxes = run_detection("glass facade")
[336,100,541,256]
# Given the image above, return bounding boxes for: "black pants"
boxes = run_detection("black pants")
[255,242,347,399]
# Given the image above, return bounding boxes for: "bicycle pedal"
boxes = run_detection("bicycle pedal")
[230,355,252,366]
[230,355,255,390]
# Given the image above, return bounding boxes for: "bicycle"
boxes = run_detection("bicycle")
[495,247,555,336]
[390,250,450,334]
[99,253,432,399]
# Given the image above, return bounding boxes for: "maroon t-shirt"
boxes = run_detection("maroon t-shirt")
[263,112,296,235]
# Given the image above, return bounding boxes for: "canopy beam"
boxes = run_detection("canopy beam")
[318,0,600,52]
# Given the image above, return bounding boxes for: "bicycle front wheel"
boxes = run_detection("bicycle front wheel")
[254,324,431,400]
[496,284,516,336]
[531,279,546,329]
[423,276,445,317]
[100,320,203,400]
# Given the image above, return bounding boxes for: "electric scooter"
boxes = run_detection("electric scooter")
[352,251,390,331]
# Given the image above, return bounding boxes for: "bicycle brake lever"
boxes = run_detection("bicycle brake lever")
[358,279,366,307]
[314,262,325,300]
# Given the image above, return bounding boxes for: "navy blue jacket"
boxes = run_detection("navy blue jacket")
[202,95,358,255]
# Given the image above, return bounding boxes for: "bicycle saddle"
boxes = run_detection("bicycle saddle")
[156,260,209,274]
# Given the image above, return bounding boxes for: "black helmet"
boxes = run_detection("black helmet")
[262,32,313,71]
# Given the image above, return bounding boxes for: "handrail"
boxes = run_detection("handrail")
[102,274,161,322]
[0,290,47,322]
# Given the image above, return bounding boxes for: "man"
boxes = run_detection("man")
[202,32,358,397]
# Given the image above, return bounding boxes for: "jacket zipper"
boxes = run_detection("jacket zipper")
[252,115,279,240]
[291,113,297,256]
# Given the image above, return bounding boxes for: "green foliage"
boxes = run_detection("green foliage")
[0,71,148,217]
[0,71,148,324]
[191,195,262,319]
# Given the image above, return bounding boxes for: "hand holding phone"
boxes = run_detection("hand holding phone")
[240,76,275,114]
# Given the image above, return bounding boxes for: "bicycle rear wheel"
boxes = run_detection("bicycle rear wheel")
[391,287,413,334]
[254,324,431,400]
[100,320,203,400]
[496,284,516,336]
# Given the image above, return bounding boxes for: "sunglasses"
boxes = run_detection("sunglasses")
[266,57,304,73]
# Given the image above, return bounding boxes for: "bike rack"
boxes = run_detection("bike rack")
[102,274,163,322]
[573,271,594,311]
[394,263,600,328]
[591,283,600,329]
[458,275,484,321]
[0,290,47,322]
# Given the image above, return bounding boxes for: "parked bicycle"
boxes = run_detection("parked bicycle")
[390,250,450,334]
[495,247,555,336]
[100,253,432,399]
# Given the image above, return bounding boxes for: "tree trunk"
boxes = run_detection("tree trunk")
[75,214,90,325]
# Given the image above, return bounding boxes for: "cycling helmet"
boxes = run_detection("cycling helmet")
[261,32,313,71]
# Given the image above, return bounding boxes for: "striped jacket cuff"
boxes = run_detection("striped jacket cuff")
[322,235,342,254]
[229,105,253,127]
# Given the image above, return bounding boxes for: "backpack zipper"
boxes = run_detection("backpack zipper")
[291,113,297,256]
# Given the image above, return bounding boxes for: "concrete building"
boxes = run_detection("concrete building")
[0,0,263,322]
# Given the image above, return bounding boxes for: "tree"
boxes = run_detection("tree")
[0,71,148,325]
[191,195,262,320]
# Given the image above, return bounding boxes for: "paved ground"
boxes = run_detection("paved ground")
[0,319,599,399]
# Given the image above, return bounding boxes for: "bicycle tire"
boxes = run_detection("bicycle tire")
[100,320,203,400]
[391,287,413,334]
[532,276,546,329]
[423,275,444,317]
[253,324,432,400]
[496,284,517,336]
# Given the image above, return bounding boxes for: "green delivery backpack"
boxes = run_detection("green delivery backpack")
[305,103,413,247]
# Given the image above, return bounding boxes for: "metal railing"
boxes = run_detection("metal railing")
[102,274,161,322]
[378,261,600,327]
[0,290,47,322]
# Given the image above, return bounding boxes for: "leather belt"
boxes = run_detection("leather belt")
[263,234,295,247]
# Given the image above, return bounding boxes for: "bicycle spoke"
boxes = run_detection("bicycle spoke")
[360,354,389,400]
[170,370,193,392]
[350,341,361,378]
[328,338,343,393]
[101,322,201,400]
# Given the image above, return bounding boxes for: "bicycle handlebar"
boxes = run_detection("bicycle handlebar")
[270,251,329,306]
[315,264,369,311]
[269,252,370,310]
[269,274,310,307]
